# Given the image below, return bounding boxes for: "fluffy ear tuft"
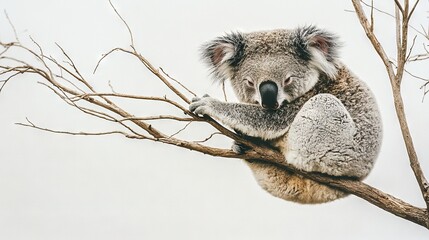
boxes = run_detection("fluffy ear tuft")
[293,25,341,78]
[201,32,245,82]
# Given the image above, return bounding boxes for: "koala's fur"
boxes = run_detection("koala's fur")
[190,26,382,204]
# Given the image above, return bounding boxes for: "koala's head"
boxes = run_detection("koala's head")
[202,26,340,110]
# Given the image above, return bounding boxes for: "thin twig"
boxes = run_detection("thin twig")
[17,118,144,139]
[71,92,190,113]
[352,0,396,80]
[406,35,418,61]
[54,43,113,103]
[108,80,117,93]
[359,0,428,37]
[4,10,19,42]
[56,75,86,94]
[118,115,197,122]
[222,81,228,102]
[408,53,429,61]
[0,66,31,92]
[193,132,223,143]
[109,0,134,46]
[409,0,421,20]
[168,121,192,138]
[55,43,85,81]
[396,5,403,71]
[370,0,374,32]
[93,47,122,74]
[404,68,429,81]
[160,67,197,97]
[394,0,405,16]
[130,46,192,104]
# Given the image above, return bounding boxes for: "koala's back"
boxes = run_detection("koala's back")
[247,65,382,204]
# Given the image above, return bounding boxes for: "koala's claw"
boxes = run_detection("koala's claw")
[189,94,214,116]
[232,141,252,154]
[191,94,210,103]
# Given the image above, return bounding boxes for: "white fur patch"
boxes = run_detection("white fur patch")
[309,48,337,78]
[301,70,319,96]
[219,43,235,64]
[277,87,290,106]
[216,62,234,80]
[285,149,310,172]
[215,43,236,80]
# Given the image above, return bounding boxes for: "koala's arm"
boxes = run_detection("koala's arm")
[189,95,297,140]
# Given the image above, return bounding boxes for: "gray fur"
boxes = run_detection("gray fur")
[190,26,382,204]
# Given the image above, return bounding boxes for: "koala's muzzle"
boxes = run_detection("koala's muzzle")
[259,81,279,110]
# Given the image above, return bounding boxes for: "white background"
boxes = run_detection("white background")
[1,0,429,239]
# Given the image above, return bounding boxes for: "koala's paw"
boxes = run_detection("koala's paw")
[232,141,252,154]
[189,94,216,116]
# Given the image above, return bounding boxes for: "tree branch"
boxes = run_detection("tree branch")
[1,1,429,229]
[352,0,429,213]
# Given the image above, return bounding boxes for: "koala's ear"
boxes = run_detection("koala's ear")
[201,32,245,82]
[293,26,341,78]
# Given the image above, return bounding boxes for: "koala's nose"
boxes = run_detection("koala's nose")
[259,80,279,110]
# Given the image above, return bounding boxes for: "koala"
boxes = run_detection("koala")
[189,26,382,204]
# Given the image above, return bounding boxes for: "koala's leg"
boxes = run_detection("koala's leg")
[285,93,363,178]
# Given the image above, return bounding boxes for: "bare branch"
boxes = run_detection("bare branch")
[404,41,427,65]
[370,0,374,31]
[359,0,428,37]
[56,74,86,94]
[409,0,421,20]
[394,0,405,16]
[352,0,429,213]
[222,81,228,102]
[129,47,192,104]
[396,5,403,70]
[168,121,193,138]
[352,0,396,80]
[93,46,243,145]
[52,43,118,106]
[0,66,31,92]
[193,132,223,143]
[402,68,429,100]
[3,35,428,228]
[408,52,429,61]
[37,81,118,122]
[160,67,197,97]
[360,0,393,17]
[93,47,124,73]
[2,2,429,229]
[392,63,429,83]
[70,92,190,113]
[118,115,197,122]
[4,10,19,42]
[55,43,85,83]
[108,80,117,93]
[108,0,134,46]
[406,35,418,61]
[16,118,144,139]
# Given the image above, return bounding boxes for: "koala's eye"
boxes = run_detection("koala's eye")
[284,76,294,86]
[244,77,255,88]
